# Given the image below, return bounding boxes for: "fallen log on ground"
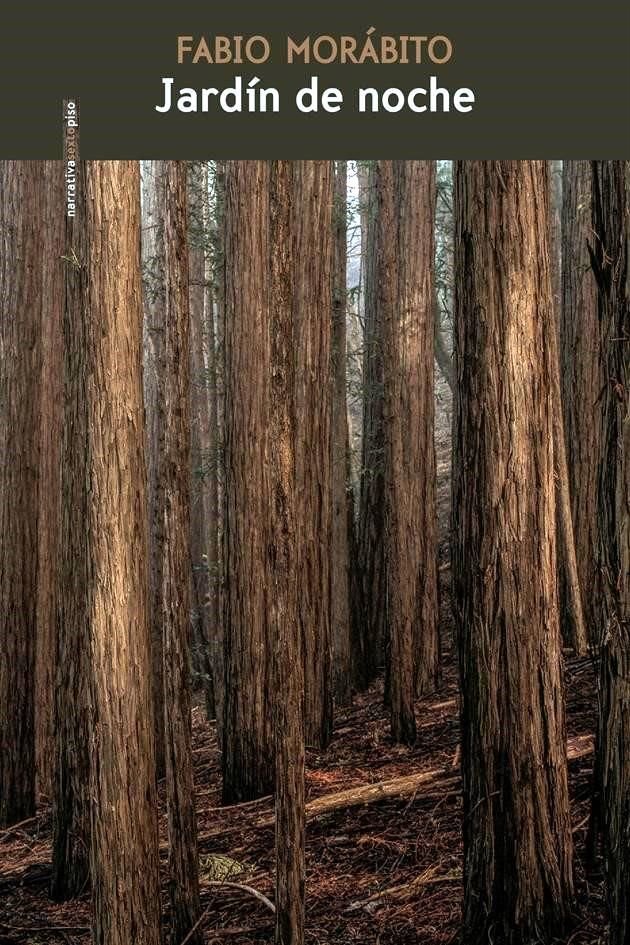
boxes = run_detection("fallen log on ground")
[252,735,594,830]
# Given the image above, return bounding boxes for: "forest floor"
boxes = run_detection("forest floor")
[0,618,607,945]
[0,376,608,944]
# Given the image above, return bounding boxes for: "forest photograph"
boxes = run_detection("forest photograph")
[0,159,627,945]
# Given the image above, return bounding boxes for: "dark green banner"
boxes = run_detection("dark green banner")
[1,0,628,157]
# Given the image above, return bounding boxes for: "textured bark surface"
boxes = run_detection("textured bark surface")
[0,161,42,827]
[162,161,202,945]
[36,161,64,800]
[590,160,629,945]
[142,160,167,778]
[379,161,439,746]
[549,166,589,655]
[561,161,602,645]
[294,161,334,748]
[52,160,91,900]
[188,161,217,721]
[453,161,574,944]
[268,160,305,945]
[209,160,226,747]
[223,161,274,801]
[358,163,386,685]
[84,162,162,945]
[332,161,353,707]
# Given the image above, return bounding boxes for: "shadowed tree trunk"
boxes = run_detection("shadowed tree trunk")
[142,159,167,778]
[222,161,274,802]
[590,159,629,945]
[0,160,43,827]
[358,163,386,686]
[36,160,64,801]
[51,160,91,900]
[379,160,439,743]
[294,161,334,748]
[84,161,162,945]
[162,160,202,945]
[453,161,575,945]
[561,161,602,646]
[188,160,216,720]
[269,160,305,945]
[332,160,353,706]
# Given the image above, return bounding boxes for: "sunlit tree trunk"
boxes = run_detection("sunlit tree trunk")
[453,161,574,944]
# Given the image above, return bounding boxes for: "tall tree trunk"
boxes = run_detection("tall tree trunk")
[188,160,216,720]
[561,161,602,646]
[52,160,91,900]
[294,161,334,748]
[380,161,439,744]
[222,161,274,802]
[590,160,629,945]
[332,161,353,706]
[358,163,386,686]
[453,161,574,944]
[36,160,64,800]
[268,160,305,945]
[208,159,225,747]
[142,160,167,778]
[163,161,202,945]
[0,161,42,827]
[549,164,589,654]
[84,161,162,945]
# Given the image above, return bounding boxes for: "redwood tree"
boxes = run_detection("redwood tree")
[268,160,305,945]
[222,161,274,801]
[36,161,64,800]
[162,160,202,944]
[52,160,91,899]
[453,161,574,944]
[294,161,334,748]
[561,161,602,645]
[0,161,43,826]
[379,160,439,744]
[142,159,167,777]
[358,163,386,686]
[590,159,629,945]
[83,161,162,945]
[331,160,354,706]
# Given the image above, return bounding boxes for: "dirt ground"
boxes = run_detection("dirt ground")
[0,618,606,945]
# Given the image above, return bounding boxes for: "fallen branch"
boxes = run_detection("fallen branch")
[255,768,455,828]
[345,864,460,913]
[209,737,594,837]
[203,880,276,914]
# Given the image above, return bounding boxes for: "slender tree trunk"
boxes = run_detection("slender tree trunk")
[0,161,42,827]
[162,161,202,945]
[51,160,91,900]
[294,161,334,748]
[549,165,589,655]
[212,160,226,749]
[268,160,305,945]
[358,163,386,686]
[36,160,64,800]
[222,161,274,802]
[453,161,574,945]
[590,160,629,945]
[85,161,162,945]
[142,160,167,778]
[379,161,439,743]
[188,161,216,719]
[332,160,353,706]
[561,161,602,646]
